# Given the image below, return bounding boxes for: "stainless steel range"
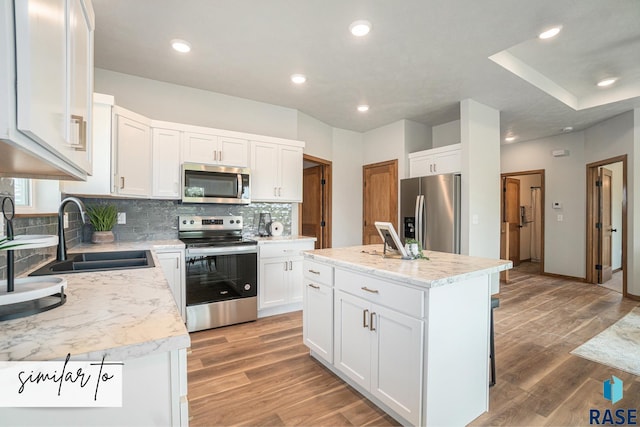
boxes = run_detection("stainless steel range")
[179,215,257,332]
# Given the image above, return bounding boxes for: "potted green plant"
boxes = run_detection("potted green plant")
[86,204,118,244]
[405,238,429,260]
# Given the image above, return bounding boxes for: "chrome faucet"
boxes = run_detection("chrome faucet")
[57,197,88,261]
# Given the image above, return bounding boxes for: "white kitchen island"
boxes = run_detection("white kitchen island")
[302,245,511,427]
[0,241,190,426]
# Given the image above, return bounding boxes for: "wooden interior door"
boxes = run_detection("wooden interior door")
[363,160,398,245]
[302,165,323,249]
[503,177,520,266]
[598,167,613,283]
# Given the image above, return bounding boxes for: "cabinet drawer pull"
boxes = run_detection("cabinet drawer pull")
[363,309,369,328]
[370,312,376,331]
[308,269,320,275]
[213,150,217,161]
[361,286,379,294]
[308,284,320,289]
[120,176,125,189]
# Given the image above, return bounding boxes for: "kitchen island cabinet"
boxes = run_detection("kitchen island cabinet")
[303,245,511,427]
[0,240,189,426]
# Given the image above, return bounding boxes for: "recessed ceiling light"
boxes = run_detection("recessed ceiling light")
[597,78,617,87]
[349,20,372,37]
[504,136,516,143]
[171,39,191,53]
[357,105,369,112]
[538,26,562,39]
[291,74,307,84]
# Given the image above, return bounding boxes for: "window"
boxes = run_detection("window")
[13,178,32,207]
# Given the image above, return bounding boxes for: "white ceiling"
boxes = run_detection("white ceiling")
[92,0,640,144]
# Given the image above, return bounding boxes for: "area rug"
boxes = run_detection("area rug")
[571,307,640,376]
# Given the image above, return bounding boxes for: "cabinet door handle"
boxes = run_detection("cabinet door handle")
[308,283,320,289]
[308,269,320,275]
[284,261,288,271]
[361,286,379,294]
[434,163,437,173]
[274,187,278,196]
[363,309,369,328]
[289,261,293,270]
[370,312,376,331]
[278,187,282,197]
[120,176,125,189]
[175,258,179,269]
[218,150,222,162]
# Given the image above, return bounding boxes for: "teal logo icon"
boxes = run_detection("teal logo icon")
[603,375,623,404]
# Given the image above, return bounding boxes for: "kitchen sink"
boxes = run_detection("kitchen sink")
[29,250,155,276]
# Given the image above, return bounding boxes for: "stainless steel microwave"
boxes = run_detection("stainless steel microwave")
[181,163,250,204]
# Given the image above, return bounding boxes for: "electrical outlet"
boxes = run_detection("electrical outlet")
[117,212,126,225]
[64,212,69,229]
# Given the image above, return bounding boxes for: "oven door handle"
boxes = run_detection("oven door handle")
[186,246,257,256]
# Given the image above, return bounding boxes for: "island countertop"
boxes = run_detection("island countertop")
[304,244,512,288]
[0,240,189,362]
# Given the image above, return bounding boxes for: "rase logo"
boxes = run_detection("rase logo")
[589,376,638,425]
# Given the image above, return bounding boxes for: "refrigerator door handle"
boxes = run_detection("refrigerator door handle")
[418,194,425,248]
[414,195,421,242]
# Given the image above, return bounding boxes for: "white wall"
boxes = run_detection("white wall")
[501,132,586,277]
[332,128,363,247]
[297,111,333,160]
[404,120,431,161]
[95,69,298,140]
[433,120,461,148]
[584,110,635,295]
[363,120,406,171]
[461,99,501,259]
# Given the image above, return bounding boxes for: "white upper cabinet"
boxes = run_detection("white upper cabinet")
[250,141,303,202]
[1,0,94,179]
[152,128,181,198]
[182,132,248,167]
[113,107,151,197]
[409,143,461,178]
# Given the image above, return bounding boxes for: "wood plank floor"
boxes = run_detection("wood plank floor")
[188,271,640,426]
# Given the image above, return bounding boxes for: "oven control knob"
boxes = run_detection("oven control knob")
[190,220,195,225]
[244,284,251,291]
[237,219,241,225]
[229,220,234,224]
[182,220,186,224]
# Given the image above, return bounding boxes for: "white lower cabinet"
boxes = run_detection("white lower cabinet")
[156,249,186,321]
[302,263,333,363]
[258,240,315,317]
[334,289,423,426]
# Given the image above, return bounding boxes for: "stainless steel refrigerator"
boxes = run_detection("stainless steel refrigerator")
[400,173,461,254]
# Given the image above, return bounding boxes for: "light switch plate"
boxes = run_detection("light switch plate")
[117,212,126,224]
[557,214,563,222]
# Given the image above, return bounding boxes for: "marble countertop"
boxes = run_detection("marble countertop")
[255,235,316,243]
[1,240,189,362]
[304,245,512,288]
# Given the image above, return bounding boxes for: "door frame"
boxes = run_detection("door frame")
[300,154,332,248]
[585,155,627,296]
[500,169,546,275]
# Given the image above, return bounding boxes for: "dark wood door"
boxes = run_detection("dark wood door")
[503,177,520,266]
[598,167,613,283]
[363,160,398,245]
[302,165,323,249]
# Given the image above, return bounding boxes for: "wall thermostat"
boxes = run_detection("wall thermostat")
[552,202,562,209]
